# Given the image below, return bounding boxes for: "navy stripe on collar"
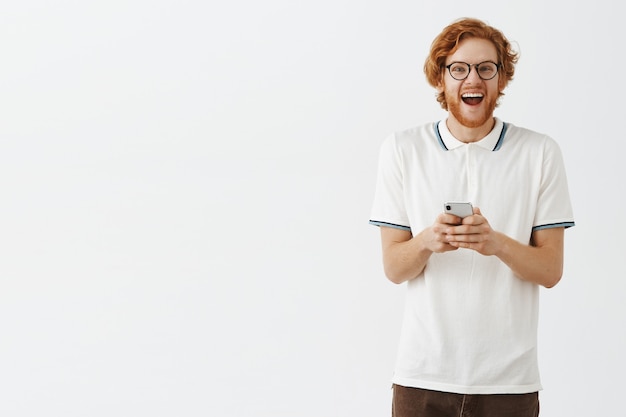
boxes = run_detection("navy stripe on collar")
[433,121,508,151]
[433,122,448,150]
[493,122,508,151]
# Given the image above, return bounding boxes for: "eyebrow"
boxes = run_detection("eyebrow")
[446,60,498,64]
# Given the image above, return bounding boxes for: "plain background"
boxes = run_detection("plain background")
[0,1,623,416]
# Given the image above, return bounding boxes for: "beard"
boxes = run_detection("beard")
[447,94,498,128]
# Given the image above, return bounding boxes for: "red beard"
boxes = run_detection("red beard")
[447,94,498,128]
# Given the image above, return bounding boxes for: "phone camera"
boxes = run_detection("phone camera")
[445,205,451,210]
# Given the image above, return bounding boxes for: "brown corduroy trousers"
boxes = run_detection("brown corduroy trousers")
[392,385,540,417]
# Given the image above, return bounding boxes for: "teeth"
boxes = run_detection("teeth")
[462,93,483,98]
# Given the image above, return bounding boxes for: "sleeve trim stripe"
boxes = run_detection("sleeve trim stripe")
[369,220,412,231]
[532,221,575,231]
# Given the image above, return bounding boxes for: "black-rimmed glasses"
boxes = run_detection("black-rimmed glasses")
[445,61,500,80]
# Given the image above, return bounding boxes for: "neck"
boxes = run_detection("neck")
[446,116,496,143]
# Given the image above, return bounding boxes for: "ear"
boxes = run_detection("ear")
[498,75,508,92]
[436,78,444,93]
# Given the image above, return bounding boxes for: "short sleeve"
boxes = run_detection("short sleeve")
[369,134,411,232]
[533,137,575,231]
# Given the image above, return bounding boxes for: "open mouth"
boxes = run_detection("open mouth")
[462,92,483,105]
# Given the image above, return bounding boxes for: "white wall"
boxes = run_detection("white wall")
[0,1,622,416]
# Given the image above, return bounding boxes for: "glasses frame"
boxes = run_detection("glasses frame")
[445,61,500,81]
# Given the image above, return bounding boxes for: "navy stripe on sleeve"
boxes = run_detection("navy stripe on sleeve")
[369,220,412,232]
[532,221,575,231]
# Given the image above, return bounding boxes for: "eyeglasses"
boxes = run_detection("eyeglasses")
[445,61,500,80]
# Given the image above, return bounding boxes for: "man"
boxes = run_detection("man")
[369,18,574,416]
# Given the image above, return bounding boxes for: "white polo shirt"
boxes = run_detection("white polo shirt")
[369,118,574,394]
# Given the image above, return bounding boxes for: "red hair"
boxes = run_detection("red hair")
[424,18,519,110]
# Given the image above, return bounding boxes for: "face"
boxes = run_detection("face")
[438,37,501,129]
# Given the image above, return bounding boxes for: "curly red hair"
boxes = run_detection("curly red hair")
[424,18,519,110]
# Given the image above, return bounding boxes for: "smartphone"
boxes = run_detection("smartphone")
[444,202,474,218]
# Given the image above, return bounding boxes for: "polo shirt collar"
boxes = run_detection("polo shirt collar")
[434,117,507,151]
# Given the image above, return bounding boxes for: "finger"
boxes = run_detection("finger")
[446,224,478,235]
[448,239,475,249]
[446,232,484,243]
[463,212,487,226]
[441,213,463,225]
[462,216,481,225]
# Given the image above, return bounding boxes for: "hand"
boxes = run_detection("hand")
[418,212,465,254]
[443,207,503,256]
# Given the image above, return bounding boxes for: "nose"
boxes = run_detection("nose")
[465,65,482,83]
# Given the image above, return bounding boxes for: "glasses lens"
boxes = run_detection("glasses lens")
[449,63,468,80]
[477,62,498,80]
